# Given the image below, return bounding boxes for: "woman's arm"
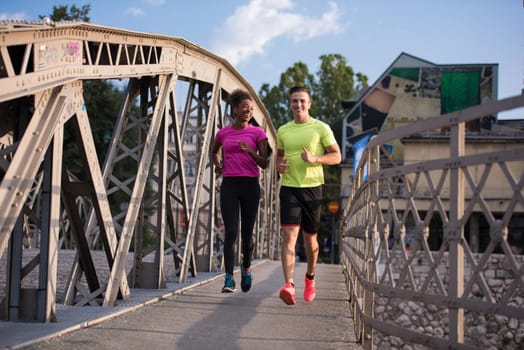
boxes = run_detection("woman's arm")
[210,141,223,174]
[276,148,287,174]
[239,139,269,169]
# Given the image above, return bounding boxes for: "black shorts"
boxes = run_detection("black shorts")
[279,185,322,234]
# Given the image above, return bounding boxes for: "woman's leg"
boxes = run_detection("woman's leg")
[220,179,240,275]
[239,179,260,269]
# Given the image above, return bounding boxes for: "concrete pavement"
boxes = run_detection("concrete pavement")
[1,260,363,350]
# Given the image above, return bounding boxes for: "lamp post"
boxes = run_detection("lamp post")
[327,201,340,264]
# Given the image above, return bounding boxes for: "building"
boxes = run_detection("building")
[340,52,524,253]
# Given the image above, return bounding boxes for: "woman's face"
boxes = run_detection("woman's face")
[235,99,254,122]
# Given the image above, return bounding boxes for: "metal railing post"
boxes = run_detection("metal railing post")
[448,120,465,343]
[363,144,380,349]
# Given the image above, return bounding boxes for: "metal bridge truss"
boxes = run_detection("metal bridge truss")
[0,21,279,322]
[341,94,524,349]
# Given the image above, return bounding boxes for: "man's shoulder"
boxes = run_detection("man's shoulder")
[309,118,334,133]
[277,121,294,132]
[309,117,329,127]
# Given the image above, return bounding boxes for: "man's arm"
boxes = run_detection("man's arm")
[301,144,341,165]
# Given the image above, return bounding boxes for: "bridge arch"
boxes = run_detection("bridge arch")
[0,20,279,321]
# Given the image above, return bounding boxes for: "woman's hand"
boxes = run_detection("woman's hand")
[277,156,288,174]
[238,141,251,153]
[214,162,223,175]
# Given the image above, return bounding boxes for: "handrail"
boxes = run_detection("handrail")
[340,94,524,349]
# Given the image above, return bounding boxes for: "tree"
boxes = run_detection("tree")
[314,54,368,125]
[259,61,316,127]
[259,54,368,262]
[259,54,367,129]
[40,4,91,22]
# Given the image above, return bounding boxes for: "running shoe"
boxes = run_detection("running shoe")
[241,268,252,292]
[279,283,296,305]
[222,273,236,293]
[304,275,316,302]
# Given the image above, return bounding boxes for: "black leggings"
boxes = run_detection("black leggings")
[220,177,260,275]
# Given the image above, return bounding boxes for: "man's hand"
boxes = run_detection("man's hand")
[301,147,317,163]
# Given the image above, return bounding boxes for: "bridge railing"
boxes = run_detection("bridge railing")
[340,94,524,349]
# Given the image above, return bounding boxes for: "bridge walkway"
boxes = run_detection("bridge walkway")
[1,261,363,350]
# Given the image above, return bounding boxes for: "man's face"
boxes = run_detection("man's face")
[290,91,311,116]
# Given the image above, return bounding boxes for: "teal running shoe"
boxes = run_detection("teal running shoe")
[241,268,252,292]
[222,273,236,293]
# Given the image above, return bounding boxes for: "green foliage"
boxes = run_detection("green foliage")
[259,61,316,127]
[83,80,122,162]
[259,54,368,128]
[60,80,124,181]
[314,54,357,125]
[40,4,91,22]
[258,84,287,128]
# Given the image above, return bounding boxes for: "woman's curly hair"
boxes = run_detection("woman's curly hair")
[229,89,252,107]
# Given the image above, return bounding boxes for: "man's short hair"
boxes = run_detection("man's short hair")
[289,86,311,97]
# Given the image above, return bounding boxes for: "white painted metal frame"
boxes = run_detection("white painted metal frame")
[341,94,524,349]
[0,21,278,321]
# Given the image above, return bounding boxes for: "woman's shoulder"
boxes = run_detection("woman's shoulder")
[247,124,268,135]
[217,124,233,134]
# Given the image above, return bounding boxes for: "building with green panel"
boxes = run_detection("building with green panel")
[340,52,524,254]
[342,52,498,161]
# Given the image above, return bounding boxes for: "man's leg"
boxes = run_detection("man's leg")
[279,225,299,305]
[281,225,300,284]
[303,231,319,276]
[303,231,319,302]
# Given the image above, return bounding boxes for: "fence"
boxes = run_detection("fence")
[340,94,524,349]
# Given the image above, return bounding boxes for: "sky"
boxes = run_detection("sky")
[1,0,523,119]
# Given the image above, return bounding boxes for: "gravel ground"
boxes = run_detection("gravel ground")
[0,248,181,303]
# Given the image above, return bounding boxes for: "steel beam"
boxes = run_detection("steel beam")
[0,20,278,320]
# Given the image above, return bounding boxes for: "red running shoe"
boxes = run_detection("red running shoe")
[304,276,316,302]
[279,283,296,305]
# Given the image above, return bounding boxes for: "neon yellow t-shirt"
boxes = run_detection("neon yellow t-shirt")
[277,118,337,188]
